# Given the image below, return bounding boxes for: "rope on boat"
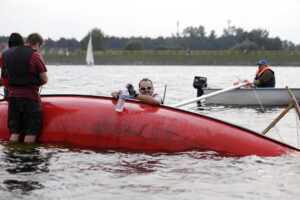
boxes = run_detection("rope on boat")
[274,126,284,142]
[252,89,266,113]
[296,111,300,148]
[252,89,285,141]
[268,125,284,142]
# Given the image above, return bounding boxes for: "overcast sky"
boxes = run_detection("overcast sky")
[1,0,299,44]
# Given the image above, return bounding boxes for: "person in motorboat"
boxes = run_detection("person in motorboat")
[111,78,162,105]
[2,33,48,143]
[244,59,275,88]
[0,33,25,99]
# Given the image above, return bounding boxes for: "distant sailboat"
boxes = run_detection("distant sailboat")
[86,34,94,66]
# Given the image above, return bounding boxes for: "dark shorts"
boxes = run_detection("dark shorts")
[8,97,42,136]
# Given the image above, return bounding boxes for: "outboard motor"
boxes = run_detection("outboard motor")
[193,76,207,106]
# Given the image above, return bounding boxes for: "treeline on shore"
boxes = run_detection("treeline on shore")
[1,24,300,66]
[1,24,300,52]
[44,50,300,66]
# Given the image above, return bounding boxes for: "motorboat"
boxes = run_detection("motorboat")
[192,76,300,106]
[202,87,300,106]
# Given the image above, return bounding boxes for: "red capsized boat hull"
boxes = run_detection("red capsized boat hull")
[0,95,298,156]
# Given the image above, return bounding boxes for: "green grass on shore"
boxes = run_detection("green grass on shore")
[43,50,300,66]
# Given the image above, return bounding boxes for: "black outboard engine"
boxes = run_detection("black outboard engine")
[193,76,207,106]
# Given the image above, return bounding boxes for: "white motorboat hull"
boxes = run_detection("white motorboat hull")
[202,88,300,106]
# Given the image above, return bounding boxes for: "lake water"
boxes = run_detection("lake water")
[1,65,300,200]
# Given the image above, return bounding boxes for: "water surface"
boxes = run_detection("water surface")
[1,65,300,199]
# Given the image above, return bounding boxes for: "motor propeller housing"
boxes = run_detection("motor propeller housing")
[193,76,207,107]
[193,76,207,89]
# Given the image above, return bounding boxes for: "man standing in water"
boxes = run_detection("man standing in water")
[0,33,25,98]
[2,33,48,143]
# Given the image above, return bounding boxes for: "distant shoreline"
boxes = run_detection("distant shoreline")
[43,50,300,66]
[45,61,300,66]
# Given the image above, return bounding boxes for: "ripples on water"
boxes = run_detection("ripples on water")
[1,65,300,199]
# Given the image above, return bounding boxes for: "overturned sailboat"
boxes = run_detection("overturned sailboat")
[0,94,299,157]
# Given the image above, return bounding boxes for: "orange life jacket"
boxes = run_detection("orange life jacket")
[256,66,272,77]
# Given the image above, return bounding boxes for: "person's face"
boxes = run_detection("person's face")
[37,43,43,52]
[139,81,154,96]
[32,43,43,52]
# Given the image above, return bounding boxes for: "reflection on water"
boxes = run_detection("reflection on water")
[3,180,43,194]
[1,142,50,195]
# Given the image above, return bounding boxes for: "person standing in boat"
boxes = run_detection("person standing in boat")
[111,78,162,105]
[2,33,48,143]
[0,33,25,98]
[245,59,275,88]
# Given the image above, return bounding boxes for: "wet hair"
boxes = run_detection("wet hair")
[8,33,24,48]
[26,33,44,46]
[139,78,153,88]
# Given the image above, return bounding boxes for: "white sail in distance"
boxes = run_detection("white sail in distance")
[86,34,94,65]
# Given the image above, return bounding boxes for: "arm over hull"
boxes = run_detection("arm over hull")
[0,95,298,156]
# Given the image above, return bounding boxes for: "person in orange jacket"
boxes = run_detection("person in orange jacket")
[244,59,275,88]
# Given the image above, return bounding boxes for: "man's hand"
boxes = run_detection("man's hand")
[243,79,254,88]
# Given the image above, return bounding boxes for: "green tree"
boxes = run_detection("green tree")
[282,40,296,50]
[80,28,107,50]
[0,36,9,43]
[123,40,144,50]
[208,30,218,49]
[230,39,259,50]
[44,38,56,49]
[182,26,206,38]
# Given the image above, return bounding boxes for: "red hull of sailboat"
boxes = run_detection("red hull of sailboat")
[0,95,298,156]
